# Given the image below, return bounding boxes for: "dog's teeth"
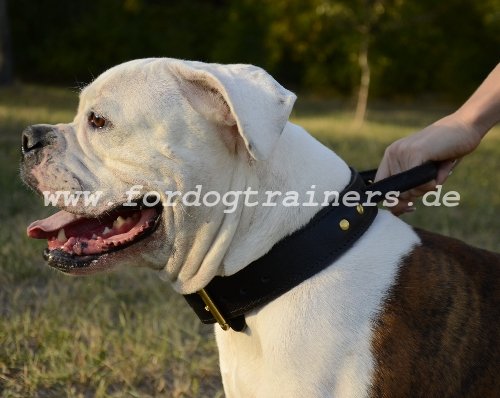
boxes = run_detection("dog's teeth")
[103,226,112,236]
[73,242,83,255]
[57,229,68,243]
[113,216,126,229]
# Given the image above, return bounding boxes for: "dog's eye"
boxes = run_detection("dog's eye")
[88,112,107,129]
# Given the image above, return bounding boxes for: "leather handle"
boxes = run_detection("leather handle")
[360,161,439,203]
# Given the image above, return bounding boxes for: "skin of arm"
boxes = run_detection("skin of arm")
[375,63,500,215]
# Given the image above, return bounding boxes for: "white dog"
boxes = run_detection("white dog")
[21,58,499,397]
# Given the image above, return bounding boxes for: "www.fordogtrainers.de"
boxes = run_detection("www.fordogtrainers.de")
[42,184,461,213]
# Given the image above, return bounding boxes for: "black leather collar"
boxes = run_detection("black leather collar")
[184,162,438,332]
[184,168,377,331]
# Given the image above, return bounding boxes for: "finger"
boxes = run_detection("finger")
[406,179,437,198]
[393,180,436,205]
[391,199,416,216]
[436,159,459,184]
[388,190,413,210]
[397,191,412,202]
[375,156,392,182]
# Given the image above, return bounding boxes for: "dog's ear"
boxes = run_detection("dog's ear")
[168,60,296,160]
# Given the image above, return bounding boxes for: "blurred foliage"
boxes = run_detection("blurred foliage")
[7,0,500,100]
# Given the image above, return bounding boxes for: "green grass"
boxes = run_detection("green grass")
[0,85,498,397]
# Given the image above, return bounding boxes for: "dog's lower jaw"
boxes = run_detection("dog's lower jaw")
[215,211,420,397]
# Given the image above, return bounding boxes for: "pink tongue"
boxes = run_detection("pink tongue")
[27,210,81,238]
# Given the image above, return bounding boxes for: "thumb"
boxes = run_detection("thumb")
[374,159,391,182]
[436,159,459,184]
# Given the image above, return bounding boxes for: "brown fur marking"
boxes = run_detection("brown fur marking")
[370,229,499,398]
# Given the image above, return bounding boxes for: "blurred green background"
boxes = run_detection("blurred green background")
[3,0,500,99]
[0,0,499,397]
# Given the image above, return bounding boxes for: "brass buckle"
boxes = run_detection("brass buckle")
[197,288,229,331]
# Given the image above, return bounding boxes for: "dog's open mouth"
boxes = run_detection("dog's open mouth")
[27,202,162,272]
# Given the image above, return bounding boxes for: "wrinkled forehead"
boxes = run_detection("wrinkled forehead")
[79,59,171,112]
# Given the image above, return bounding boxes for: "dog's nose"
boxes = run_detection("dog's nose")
[22,125,53,155]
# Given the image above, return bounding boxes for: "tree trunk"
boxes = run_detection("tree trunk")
[0,0,13,85]
[353,32,370,129]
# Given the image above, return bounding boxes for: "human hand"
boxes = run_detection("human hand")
[375,113,482,215]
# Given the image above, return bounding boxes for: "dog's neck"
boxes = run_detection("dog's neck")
[165,122,350,294]
[223,122,350,273]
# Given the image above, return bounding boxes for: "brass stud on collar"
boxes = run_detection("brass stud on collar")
[356,204,364,215]
[339,219,350,231]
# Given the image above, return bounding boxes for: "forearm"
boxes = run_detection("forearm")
[454,62,500,138]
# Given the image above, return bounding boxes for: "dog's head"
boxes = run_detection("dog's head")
[21,58,296,290]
